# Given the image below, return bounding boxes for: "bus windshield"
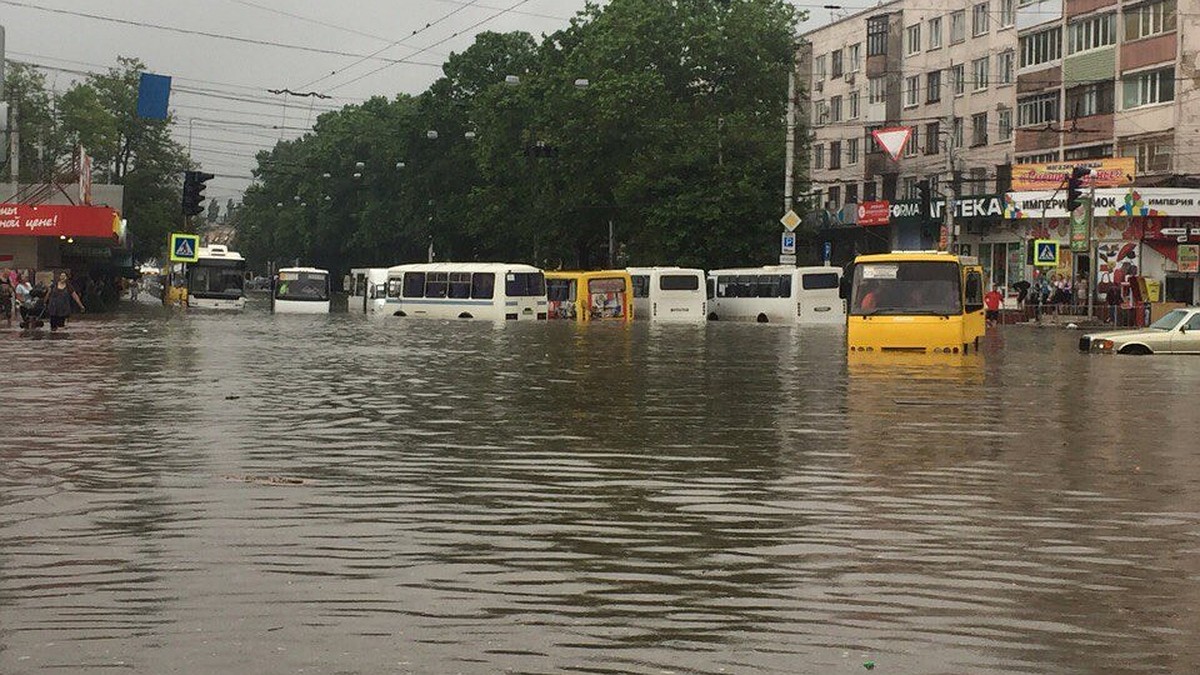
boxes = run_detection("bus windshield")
[189,262,245,299]
[505,272,546,297]
[851,261,962,316]
[276,272,328,301]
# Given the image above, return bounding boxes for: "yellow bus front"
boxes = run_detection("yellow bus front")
[846,254,985,354]
[545,271,633,323]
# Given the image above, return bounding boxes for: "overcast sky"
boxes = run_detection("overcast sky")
[1,0,849,203]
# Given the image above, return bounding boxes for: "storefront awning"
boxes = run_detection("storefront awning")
[0,204,122,242]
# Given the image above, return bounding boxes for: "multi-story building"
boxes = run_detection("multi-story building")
[798,0,1199,304]
[800,0,1019,249]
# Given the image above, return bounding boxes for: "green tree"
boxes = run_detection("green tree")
[2,62,70,181]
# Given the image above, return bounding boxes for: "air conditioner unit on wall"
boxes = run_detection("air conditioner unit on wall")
[815,80,824,92]
[846,73,856,85]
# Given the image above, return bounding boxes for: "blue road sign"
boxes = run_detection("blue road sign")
[781,232,797,255]
[823,241,832,263]
[170,233,200,263]
[137,73,172,120]
[1034,239,1059,267]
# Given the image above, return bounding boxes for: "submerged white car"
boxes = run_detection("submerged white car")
[1080,308,1200,355]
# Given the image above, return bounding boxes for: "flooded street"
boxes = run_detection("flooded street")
[3,303,1200,674]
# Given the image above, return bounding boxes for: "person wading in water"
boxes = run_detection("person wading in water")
[46,271,86,332]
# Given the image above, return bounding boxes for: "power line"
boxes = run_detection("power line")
[0,1,445,69]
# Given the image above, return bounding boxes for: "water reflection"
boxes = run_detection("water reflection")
[1,309,1199,673]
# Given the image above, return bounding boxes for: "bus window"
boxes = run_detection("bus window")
[588,277,627,319]
[964,270,984,312]
[505,272,546,297]
[851,261,961,316]
[779,274,793,298]
[707,278,715,300]
[471,273,495,299]
[802,273,839,290]
[660,274,699,291]
[631,275,650,298]
[448,272,472,299]
[546,279,573,302]
[402,272,426,298]
[425,272,448,298]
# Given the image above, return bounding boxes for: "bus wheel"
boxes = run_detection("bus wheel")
[708,313,719,321]
[757,314,769,324]
[394,311,407,317]
[458,312,474,319]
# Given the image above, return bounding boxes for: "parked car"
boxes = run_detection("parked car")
[1079,308,1200,355]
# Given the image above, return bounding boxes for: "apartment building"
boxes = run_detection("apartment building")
[800,0,1018,228]
[1014,0,1194,183]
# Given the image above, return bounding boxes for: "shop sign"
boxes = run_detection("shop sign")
[1011,157,1136,191]
[1180,245,1200,274]
[1106,189,1200,218]
[890,195,1005,226]
[0,204,120,240]
[857,200,890,226]
[1070,206,1089,252]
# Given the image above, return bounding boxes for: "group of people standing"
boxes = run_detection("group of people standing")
[0,268,87,331]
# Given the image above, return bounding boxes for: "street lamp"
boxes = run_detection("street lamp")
[395,161,406,170]
[574,78,590,89]
[464,131,477,140]
[505,75,521,86]
[355,161,365,170]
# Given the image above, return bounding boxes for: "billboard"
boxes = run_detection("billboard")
[1011,157,1136,191]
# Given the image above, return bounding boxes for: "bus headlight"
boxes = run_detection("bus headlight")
[1093,339,1114,352]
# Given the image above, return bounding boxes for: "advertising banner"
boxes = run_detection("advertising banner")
[857,200,890,226]
[1179,245,1199,273]
[0,204,120,240]
[1011,158,1136,191]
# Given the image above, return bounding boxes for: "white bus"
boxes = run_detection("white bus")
[627,267,707,323]
[386,263,548,321]
[347,267,390,315]
[187,245,246,311]
[708,266,844,324]
[274,267,331,314]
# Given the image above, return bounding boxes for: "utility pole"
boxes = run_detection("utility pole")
[1086,179,1097,319]
[8,104,18,184]
[944,60,956,253]
[784,66,797,215]
[608,219,615,268]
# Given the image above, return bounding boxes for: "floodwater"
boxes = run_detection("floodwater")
[3,300,1200,675]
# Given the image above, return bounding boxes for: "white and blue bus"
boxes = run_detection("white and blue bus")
[347,267,390,315]
[386,263,548,321]
[187,245,246,311]
[626,267,707,323]
[273,267,331,314]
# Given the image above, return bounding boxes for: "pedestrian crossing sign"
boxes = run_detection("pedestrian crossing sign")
[1034,239,1059,267]
[170,233,200,263]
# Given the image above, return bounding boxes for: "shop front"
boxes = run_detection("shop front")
[0,203,126,276]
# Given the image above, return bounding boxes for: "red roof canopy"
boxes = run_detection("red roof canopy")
[0,204,120,241]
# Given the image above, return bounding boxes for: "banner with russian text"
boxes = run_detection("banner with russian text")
[1011,158,1136,192]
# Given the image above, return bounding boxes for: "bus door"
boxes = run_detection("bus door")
[798,270,844,323]
[962,266,986,346]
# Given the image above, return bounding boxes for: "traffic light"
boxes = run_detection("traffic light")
[1066,166,1090,213]
[182,170,214,217]
[917,179,932,220]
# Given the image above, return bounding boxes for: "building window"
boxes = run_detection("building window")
[830,141,843,169]
[1000,0,1015,28]
[846,182,859,204]
[849,43,862,71]
[866,125,884,153]
[969,168,989,196]
[998,108,1013,140]
[1020,28,1061,68]
[1125,0,1176,41]
[1120,135,1173,173]
[868,76,887,104]
[831,95,844,122]
[1122,67,1175,108]
[904,75,920,107]
[952,64,965,96]
[927,175,941,197]
[1020,151,1059,163]
[950,10,966,43]
[849,90,860,118]
[831,49,844,78]
[828,186,841,208]
[815,99,830,125]
[973,2,990,35]
[864,180,877,201]
[815,55,826,83]
[928,17,943,49]
[1068,13,1116,54]
[1064,144,1113,161]
[814,143,825,170]
[902,176,918,199]
[971,112,988,146]
[997,50,1015,84]
[973,57,990,91]
[1017,91,1060,126]
[925,121,941,154]
[952,116,964,148]
[927,71,942,103]
[1066,82,1114,117]
[905,126,920,157]
[848,138,860,164]
[868,16,889,56]
[906,24,922,54]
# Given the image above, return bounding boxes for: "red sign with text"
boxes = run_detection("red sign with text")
[0,204,119,240]
[857,200,890,226]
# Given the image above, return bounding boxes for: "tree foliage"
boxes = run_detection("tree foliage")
[238,0,803,273]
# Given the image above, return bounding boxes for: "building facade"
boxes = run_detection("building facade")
[799,0,1199,304]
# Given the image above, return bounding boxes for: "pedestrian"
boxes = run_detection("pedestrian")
[14,271,33,308]
[0,268,12,324]
[1012,280,1031,306]
[984,285,1004,327]
[45,271,86,332]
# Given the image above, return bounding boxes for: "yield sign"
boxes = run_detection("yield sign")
[872,126,913,161]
